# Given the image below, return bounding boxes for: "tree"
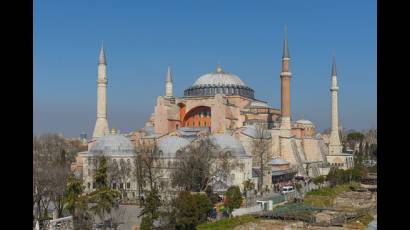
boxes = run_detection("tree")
[171,138,235,192]
[140,216,154,230]
[33,134,84,222]
[312,176,325,189]
[242,179,255,207]
[88,156,121,229]
[224,186,243,216]
[64,175,93,230]
[346,132,365,150]
[243,179,255,194]
[250,126,271,191]
[135,142,164,195]
[107,158,132,202]
[194,193,212,224]
[64,175,85,216]
[175,191,200,230]
[139,186,162,229]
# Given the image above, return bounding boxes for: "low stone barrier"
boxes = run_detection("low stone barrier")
[231,205,262,217]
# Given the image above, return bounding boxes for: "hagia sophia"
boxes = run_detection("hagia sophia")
[75,29,353,200]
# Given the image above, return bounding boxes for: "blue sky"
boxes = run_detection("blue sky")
[34,0,376,138]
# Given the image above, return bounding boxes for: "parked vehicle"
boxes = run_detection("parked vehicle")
[281,186,295,195]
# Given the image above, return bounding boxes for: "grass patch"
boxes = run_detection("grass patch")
[303,195,334,208]
[303,183,360,208]
[306,183,359,196]
[196,215,257,230]
[345,212,374,230]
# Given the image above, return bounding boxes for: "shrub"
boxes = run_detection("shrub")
[224,186,243,215]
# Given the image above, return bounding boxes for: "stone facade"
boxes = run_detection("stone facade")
[79,35,358,196]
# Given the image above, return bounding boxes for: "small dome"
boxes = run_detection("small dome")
[210,134,248,157]
[158,136,190,158]
[296,119,314,125]
[89,134,134,156]
[268,158,289,165]
[248,100,270,108]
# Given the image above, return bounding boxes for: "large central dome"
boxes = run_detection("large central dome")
[193,65,245,86]
[184,65,254,99]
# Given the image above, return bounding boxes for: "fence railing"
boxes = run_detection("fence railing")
[41,216,74,230]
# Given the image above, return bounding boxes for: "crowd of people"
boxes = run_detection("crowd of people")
[272,176,312,193]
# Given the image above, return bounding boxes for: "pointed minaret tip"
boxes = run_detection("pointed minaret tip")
[98,41,106,65]
[332,55,337,76]
[166,65,172,82]
[282,25,289,58]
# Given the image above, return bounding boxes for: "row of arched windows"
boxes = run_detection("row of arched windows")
[184,86,254,98]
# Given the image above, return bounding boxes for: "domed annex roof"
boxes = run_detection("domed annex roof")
[89,134,135,156]
[247,100,270,108]
[268,158,289,165]
[296,119,314,126]
[210,134,248,157]
[184,64,255,99]
[158,136,190,158]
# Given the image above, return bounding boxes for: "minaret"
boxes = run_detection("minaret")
[165,66,173,97]
[328,56,342,154]
[280,25,292,130]
[92,42,109,140]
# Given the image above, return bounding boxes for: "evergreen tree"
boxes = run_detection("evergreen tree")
[64,175,85,216]
[224,186,243,216]
[359,141,363,154]
[194,194,212,224]
[95,157,108,189]
[139,186,162,229]
[88,156,121,229]
[64,175,94,230]
[175,191,199,230]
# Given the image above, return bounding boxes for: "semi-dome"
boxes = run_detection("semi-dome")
[158,136,190,158]
[184,64,255,99]
[89,134,135,156]
[210,134,248,157]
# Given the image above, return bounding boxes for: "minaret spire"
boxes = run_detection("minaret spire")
[329,55,342,155]
[92,42,109,140]
[332,55,337,77]
[165,65,173,97]
[283,25,290,59]
[98,41,106,65]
